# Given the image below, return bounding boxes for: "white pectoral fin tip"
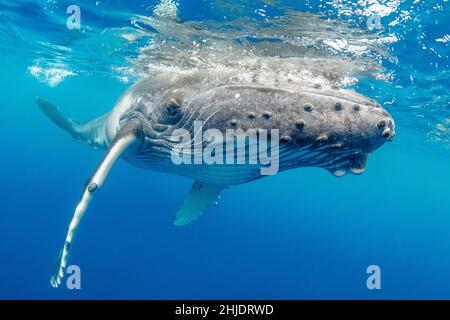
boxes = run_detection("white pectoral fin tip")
[50,248,64,288]
[173,181,224,227]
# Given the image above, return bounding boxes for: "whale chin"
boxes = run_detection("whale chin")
[329,166,365,178]
[315,150,371,178]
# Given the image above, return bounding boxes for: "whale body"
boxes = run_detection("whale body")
[37,69,395,287]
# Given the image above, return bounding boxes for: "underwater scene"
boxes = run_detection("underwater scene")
[0,0,449,299]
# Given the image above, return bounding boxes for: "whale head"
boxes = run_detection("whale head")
[165,84,396,177]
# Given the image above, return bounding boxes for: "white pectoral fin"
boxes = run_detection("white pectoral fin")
[173,181,225,227]
[50,127,139,288]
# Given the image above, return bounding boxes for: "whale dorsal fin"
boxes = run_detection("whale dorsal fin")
[173,181,224,227]
[36,97,110,148]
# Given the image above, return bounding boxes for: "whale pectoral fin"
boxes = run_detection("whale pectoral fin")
[50,125,140,288]
[172,181,224,227]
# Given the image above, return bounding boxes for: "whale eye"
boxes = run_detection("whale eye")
[165,98,182,116]
[161,96,184,125]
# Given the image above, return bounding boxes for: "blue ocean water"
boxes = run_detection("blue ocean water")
[0,0,449,299]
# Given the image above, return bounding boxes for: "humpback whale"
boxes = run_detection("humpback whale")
[37,70,395,288]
